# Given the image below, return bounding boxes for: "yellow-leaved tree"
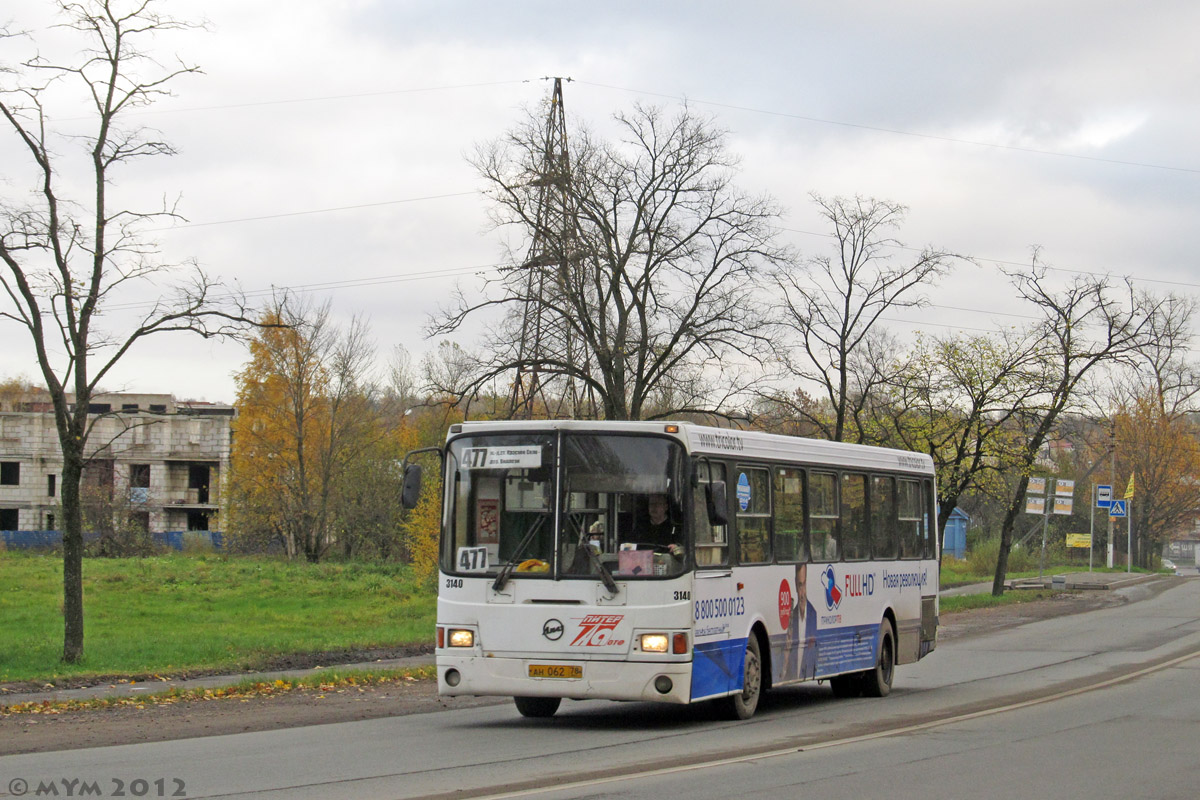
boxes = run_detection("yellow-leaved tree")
[228,297,384,562]
[1113,391,1200,567]
[395,389,475,583]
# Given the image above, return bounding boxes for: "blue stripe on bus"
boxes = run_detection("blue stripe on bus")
[691,638,747,700]
[814,623,879,677]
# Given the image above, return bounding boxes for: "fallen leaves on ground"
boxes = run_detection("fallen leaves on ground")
[0,666,436,717]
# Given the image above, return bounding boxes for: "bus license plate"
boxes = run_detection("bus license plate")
[528,664,582,679]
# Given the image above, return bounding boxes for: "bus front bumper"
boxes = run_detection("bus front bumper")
[437,655,693,704]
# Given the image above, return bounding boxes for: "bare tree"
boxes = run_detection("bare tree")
[870,329,1044,545]
[989,256,1165,594]
[0,1,248,661]
[421,339,492,416]
[770,194,956,442]
[386,344,418,414]
[1085,292,1200,566]
[430,102,790,421]
[1125,291,1198,416]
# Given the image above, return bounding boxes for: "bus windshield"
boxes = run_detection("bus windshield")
[442,432,686,580]
[559,433,686,579]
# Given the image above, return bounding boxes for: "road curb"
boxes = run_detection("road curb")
[0,654,435,711]
[1007,571,1160,592]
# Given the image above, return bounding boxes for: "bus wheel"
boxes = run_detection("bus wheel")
[514,696,561,718]
[722,634,762,720]
[861,621,895,698]
[829,674,862,698]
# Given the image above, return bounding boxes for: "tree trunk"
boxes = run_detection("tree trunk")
[936,498,957,555]
[992,476,1029,596]
[60,452,86,663]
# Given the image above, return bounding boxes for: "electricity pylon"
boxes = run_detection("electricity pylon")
[509,77,594,419]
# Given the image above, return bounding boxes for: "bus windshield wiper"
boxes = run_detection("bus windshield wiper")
[492,516,547,592]
[590,551,619,594]
[584,540,618,594]
[565,512,619,595]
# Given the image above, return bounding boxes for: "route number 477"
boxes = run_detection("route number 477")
[458,546,489,572]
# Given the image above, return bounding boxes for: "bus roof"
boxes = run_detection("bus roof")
[447,420,935,476]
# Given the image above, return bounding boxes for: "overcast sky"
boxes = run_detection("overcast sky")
[3,1,1197,403]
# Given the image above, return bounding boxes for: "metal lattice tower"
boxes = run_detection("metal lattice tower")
[509,77,592,419]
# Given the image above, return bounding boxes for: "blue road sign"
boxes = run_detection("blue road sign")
[1108,499,1127,518]
[1096,484,1113,509]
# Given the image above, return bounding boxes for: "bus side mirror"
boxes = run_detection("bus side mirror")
[401,464,423,509]
[706,481,728,526]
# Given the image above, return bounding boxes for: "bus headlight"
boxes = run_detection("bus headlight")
[448,629,475,648]
[640,634,669,653]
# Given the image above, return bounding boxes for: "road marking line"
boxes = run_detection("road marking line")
[449,648,1200,800]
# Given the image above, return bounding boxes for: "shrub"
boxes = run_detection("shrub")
[965,538,1000,576]
[965,537,1039,576]
[182,532,216,554]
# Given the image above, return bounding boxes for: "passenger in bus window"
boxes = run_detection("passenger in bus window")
[587,519,605,552]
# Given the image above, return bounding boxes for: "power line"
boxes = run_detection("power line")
[779,227,1200,291]
[111,73,1193,292]
[576,80,1200,176]
[140,202,1197,301]
[149,192,1199,292]
[102,263,503,312]
[881,315,1200,357]
[95,259,1198,355]
[151,191,479,231]
[880,315,1013,335]
[929,304,1037,321]
[153,203,1200,293]
[80,80,531,119]
[103,73,1200,176]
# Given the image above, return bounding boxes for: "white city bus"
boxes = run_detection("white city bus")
[402,420,939,719]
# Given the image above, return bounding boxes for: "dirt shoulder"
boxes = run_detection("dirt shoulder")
[0,680,503,756]
[0,644,434,696]
[1,582,1172,757]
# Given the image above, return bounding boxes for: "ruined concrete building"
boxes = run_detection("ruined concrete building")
[0,390,233,533]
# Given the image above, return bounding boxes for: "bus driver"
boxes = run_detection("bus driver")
[639,494,681,553]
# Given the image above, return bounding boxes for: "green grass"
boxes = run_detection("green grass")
[0,552,435,684]
[941,557,1164,588]
[939,557,1068,587]
[939,589,1059,613]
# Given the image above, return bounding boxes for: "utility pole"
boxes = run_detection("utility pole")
[1107,426,1116,568]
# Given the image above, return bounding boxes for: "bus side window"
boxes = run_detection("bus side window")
[871,475,897,560]
[774,467,808,562]
[898,479,923,559]
[736,466,772,564]
[923,479,936,559]
[694,463,728,567]
[841,473,869,561]
[809,471,839,562]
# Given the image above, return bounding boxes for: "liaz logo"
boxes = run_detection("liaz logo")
[821,565,842,610]
[570,614,626,647]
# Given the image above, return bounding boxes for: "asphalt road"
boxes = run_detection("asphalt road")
[525,642,1200,800]
[2,578,1198,800]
